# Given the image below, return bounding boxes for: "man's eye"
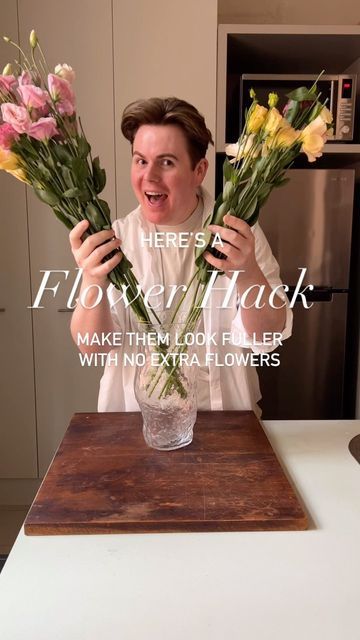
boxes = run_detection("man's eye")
[161,159,173,167]
[135,158,146,165]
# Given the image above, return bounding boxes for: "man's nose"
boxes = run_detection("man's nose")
[145,163,160,182]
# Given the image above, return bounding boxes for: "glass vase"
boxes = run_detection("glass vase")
[134,319,197,450]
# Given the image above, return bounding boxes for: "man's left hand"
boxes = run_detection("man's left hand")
[204,213,258,280]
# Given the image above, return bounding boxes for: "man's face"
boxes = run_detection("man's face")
[131,124,207,225]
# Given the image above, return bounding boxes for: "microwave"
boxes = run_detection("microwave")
[240,74,357,141]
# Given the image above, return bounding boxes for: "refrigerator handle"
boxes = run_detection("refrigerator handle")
[287,287,334,303]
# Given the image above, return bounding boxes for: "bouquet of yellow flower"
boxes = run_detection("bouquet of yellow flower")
[153,78,333,399]
[0,30,157,326]
[195,81,333,284]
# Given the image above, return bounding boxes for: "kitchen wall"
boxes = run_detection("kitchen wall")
[218,0,360,24]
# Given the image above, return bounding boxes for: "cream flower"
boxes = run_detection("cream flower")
[225,134,260,162]
[319,106,333,125]
[300,115,327,162]
[274,126,300,148]
[54,63,75,84]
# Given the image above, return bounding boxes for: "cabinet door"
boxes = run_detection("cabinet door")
[0,2,37,478]
[18,0,116,475]
[113,0,217,213]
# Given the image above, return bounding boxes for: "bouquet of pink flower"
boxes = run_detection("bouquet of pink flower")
[0,30,155,325]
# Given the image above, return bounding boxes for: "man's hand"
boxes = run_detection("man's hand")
[69,220,122,288]
[204,213,258,281]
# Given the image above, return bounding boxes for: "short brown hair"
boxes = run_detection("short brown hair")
[121,97,214,168]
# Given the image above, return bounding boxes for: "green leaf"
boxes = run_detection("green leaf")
[52,207,74,230]
[61,165,74,189]
[92,156,106,194]
[14,135,39,158]
[213,201,228,226]
[85,202,106,229]
[97,199,111,224]
[34,187,60,206]
[77,136,91,158]
[242,194,258,221]
[66,212,82,227]
[36,162,52,182]
[46,155,56,170]
[71,157,89,184]
[63,187,83,198]
[246,203,260,227]
[51,144,73,166]
[286,86,317,102]
[223,157,233,182]
[222,180,234,200]
[283,100,299,125]
[257,183,273,206]
[77,188,92,202]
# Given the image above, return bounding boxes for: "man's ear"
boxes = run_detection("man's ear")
[195,158,208,185]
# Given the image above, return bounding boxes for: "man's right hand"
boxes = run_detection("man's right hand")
[69,220,123,288]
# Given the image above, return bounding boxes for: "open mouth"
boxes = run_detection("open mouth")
[145,191,168,205]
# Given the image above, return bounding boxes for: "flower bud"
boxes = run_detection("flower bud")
[2,63,12,75]
[3,36,10,43]
[249,88,256,100]
[30,30,38,49]
[268,92,279,108]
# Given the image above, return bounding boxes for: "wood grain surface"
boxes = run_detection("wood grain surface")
[24,411,308,535]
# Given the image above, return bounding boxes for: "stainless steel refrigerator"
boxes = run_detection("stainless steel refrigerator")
[257,169,355,419]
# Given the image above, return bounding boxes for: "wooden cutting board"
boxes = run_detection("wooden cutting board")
[24,411,307,535]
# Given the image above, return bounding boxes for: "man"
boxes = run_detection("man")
[70,97,292,413]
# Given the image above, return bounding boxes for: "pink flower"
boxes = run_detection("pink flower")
[1,103,31,134]
[0,75,17,93]
[32,103,51,119]
[27,116,58,141]
[18,71,32,86]
[47,73,75,116]
[17,84,49,109]
[0,123,19,150]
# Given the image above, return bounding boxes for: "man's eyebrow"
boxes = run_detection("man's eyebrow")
[132,151,178,160]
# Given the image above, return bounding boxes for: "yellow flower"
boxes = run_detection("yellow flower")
[247,104,268,134]
[6,168,30,183]
[263,108,287,136]
[0,147,20,171]
[300,115,327,162]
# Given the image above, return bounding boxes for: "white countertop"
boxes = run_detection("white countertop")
[1,419,360,640]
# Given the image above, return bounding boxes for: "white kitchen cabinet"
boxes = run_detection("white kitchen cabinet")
[0,1,37,479]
